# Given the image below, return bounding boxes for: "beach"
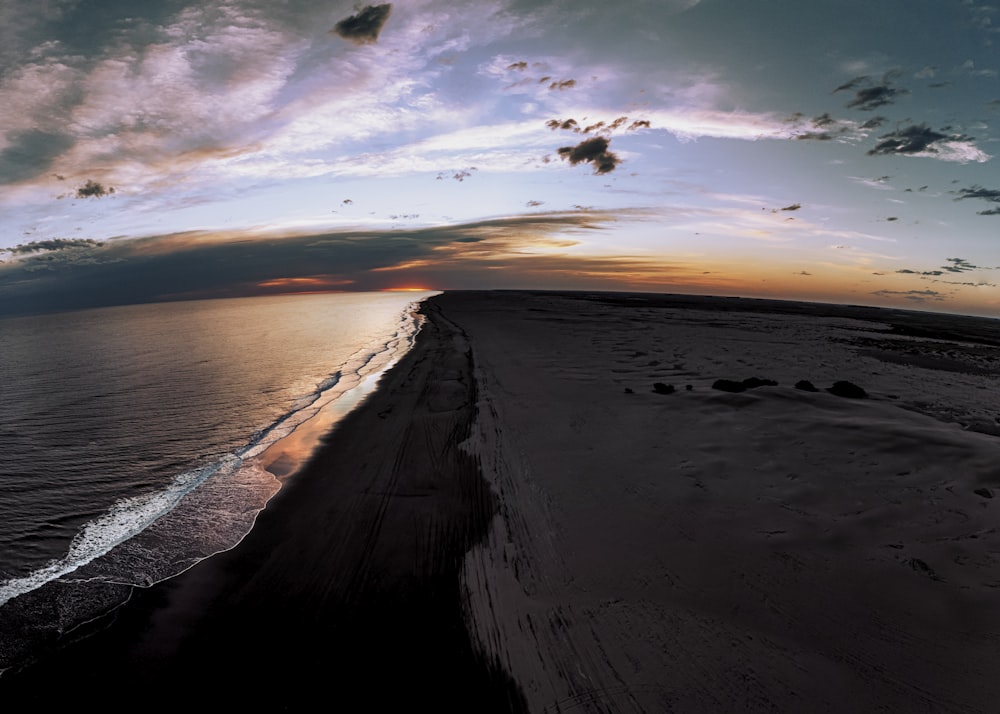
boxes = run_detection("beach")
[5,290,1000,711]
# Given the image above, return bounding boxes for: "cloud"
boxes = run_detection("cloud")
[0,211,661,315]
[833,76,868,93]
[435,167,477,182]
[795,132,834,141]
[955,185,1000,214]
[506,61,528,71]
[871,289,946,302]
[942,257,985,273]
[547,118,579,131]
[835,73,908,111]
[6,238,102,255]
[869,124,947,153]
[779,203,801,211]
[557,137,620,174]
[331,4,393,45]
[867,123,991,162]
[548,79,576,91]
[954,59,998,78]
[850,175,893,190]
[860,116,887,129]
[0,129,75,184]
[847,85,907,110]
[75,179,114,198]
[646,108,803,142]
[895,258,992,277]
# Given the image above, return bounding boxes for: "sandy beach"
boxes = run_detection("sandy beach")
[5,290,1000,712]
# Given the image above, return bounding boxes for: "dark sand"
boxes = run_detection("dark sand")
[0,298,525,711]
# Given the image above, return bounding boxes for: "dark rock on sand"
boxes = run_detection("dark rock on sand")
[712,378,778,393]
[827,381,868,399]
[974,487,994,499]
[652,383,675,394]
[795,380,819,392]
[624,387,634,394]
[742,377,778,389]
[712,379,747,393]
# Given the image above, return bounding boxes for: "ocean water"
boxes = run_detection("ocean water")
[0,291,435,670]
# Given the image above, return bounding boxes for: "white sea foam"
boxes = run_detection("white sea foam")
[0,459,226,606]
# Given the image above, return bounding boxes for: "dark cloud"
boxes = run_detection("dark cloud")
[779,203,801,211]
[833,76,868,93]
[7,238,102,254]
[895,258,990,277]
[954,185,1000,214]
[546,118,579,131]
[331,4,392,45]
[435,167,477,182]
[549,79,576,91]
[557,137,620,175]
[794,131,834,141]
[846,85,907,110]
[794,114,855,141]
[885,216,898,221]
[860,116,887,129]
[0,212,633,316]
[942,257,983,273]
[871,289,946,302]
[0,130,75,185]
[867,123,962,156]
[547,116,645,136]
[526,200,544,207]
[76,179,115,198]
[835,73,908,111]
[506,61,528,71]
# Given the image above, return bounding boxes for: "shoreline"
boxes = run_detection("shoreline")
[0,296,526,710]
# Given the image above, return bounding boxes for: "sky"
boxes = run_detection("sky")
[1,0,999,317]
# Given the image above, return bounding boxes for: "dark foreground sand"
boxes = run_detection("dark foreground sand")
[5,290,1000,712]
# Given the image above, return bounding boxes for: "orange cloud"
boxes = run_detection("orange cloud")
[256,276,354,290]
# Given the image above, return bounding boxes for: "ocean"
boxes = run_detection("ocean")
[0,290,435,672]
